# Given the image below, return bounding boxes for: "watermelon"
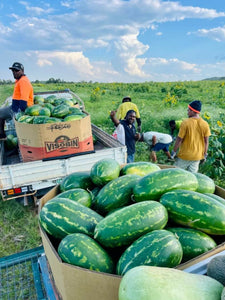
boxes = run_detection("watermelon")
[17,115,34,123]
[44,103,55,113]
[58,233,114,273]
[6,134,17,150]
[194,173,215,194]
[38,107,51,117]
[68,107,83,115]
[94,201,168,248]
[25,104,43,116]
[15,111,24,121]
[44,95,56,104]
[63,114,84,122]
[60,171,95,192]
[52,104,70,118]
[54,188,92,207]
[52,98,65,106]
[133,168,198,202]
[94,174,141,214]
[207,255,225,286]
[167,227,217,262]
[90,158,120,187]
[39,198,103,239]
[33,116,48,124]
[63,99,74,107]
[205,193,225,206]
[118,266,224,300]
[120,161,160,177]
[43,117,62,123]
[34,95,45,105]
[116,229,183,275]
[160,189,225,235]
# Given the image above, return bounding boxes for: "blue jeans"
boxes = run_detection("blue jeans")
[127,154,134,163]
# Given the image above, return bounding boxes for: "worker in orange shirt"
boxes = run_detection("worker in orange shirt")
[0,62,33,139]
[116,96,142,132]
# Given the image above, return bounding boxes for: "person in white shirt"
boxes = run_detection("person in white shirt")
[140,131,173,162]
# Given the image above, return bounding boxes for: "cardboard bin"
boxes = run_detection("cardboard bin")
[15,115,94,162]
[39,185,122,300]
[39,174,225,300]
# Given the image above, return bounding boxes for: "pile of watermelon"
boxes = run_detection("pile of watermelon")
[15,94,86,124]
[39,159,225,276]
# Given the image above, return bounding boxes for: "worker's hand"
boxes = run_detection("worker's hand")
[200,153,208,164]
[171,150,176,159]
[135,133,141,141]
[137,125,141,133]
[110,110,116,118]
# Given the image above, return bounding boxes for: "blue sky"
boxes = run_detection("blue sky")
[1,0,225,82]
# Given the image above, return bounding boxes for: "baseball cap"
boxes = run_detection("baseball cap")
[9,62,24,71]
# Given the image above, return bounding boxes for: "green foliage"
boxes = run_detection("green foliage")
[0,200,41,257]
[90,86,101,102]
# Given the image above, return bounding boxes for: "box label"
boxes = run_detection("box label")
[45,135,79,153]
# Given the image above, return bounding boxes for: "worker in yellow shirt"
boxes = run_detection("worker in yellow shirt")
[171,100,211,173]
[116,96,141,132]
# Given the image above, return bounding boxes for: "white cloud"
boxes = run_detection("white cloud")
[1,0,225,82]
[190,26,225,42]
[19,1,54,15]
[36,51,94,76]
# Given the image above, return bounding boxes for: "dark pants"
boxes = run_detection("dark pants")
[0,106,13,134]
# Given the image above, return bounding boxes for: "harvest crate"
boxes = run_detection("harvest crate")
[39,177,225,300]
[0,246,59,300]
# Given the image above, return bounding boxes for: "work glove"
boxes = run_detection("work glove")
[137,125,141,133]
[171,150,176,159]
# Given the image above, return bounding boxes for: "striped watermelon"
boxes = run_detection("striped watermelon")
[54,188,92,207]
[160,190,225,235]
[133,168,198,202]
[194,173,215,194]
[116,229,183,275]
[90,158,120,187]
[118,266,224,300]
[39,198,103,239]
[58,233,114,273]
[120,161,160,177]
[167,227,217,262]
[205,193,225,206]
[94,174,141,215]
[59,171,95,192]
[94,201,168,248]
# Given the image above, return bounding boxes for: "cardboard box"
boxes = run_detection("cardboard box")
[39,185,122,300]
[39,174,225,300]
[15,115,94,162]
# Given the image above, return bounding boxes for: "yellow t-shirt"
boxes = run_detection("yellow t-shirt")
[116,102,140,120]
[177,117,211,160]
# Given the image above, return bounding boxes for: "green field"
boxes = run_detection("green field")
[0,80,224,256]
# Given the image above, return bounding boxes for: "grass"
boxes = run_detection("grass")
[0,80,224,257]
[0,200,41,257]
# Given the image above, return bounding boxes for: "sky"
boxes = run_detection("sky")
[1,0,225,83]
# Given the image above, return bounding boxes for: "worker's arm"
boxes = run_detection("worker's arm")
[110,110,120,127]
[152,135,157,147]
[171,136,183,158]
[204,136,209,156]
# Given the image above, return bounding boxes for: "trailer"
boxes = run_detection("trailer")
[0,90,127,204]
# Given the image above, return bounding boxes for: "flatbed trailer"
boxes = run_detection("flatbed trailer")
[0,90,126,204]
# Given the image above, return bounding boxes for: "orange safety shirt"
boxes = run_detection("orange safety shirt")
[12,75,34,107]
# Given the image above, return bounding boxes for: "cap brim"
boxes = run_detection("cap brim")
[9,67,20,71]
